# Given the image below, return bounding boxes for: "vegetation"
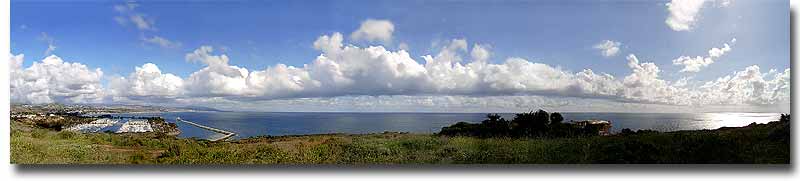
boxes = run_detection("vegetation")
[439,110,608,138]
[10,113,790,164]
[25,115,94,131]
[147,117,181,136]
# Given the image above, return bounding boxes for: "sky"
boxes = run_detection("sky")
[8,0,790,113]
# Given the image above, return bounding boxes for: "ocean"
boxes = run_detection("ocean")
[108,112,782,140]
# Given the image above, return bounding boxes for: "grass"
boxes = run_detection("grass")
[10,119,790,164]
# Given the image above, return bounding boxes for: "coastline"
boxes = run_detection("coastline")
[11,118,789,164]
[135,111,785,141]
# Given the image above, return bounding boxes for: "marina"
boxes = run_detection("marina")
[116,120,154,133]
[65,118,118,133]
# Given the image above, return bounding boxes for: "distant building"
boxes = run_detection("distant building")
[571,120,612,136]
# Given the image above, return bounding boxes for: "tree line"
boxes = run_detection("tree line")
[438,109,607,138]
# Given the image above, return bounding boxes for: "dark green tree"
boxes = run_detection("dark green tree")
[532,110,550,134]
[550,112,564,125]
[511,109,550,137]
[481,113,510,137]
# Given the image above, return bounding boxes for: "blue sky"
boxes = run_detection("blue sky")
[8,0,790,112]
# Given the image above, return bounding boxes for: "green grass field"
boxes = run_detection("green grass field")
[10,119,789,164]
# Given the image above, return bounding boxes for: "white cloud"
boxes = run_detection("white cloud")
[672,56,711,73]
[141,35,181,48]
[620,54,687,105]
[184,46,250,96]
[114,1,138,13]
[38,32,56,56]
[9,19,788,111]
[109,63,184,99]
[9,54,105,104]
[308,33,428,96]
[169,39,783,107]
[312,32,344,55]
[398,42,409,50]
[593,40,621,57]
[447,39,468,52]
[697,65,790,105]
[665,0,731,31]
[114,2,176,50]
[471,44,491,62]
[129,14,155,31]
[10,38,789,108]
[113,1,154,31]
[719,0,732,7]
[665,0,709,31]
[672,39,733,72]
[350,19,395,43]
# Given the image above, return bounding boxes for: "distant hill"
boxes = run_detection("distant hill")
[11,103,228,113]
[177,106,227,112]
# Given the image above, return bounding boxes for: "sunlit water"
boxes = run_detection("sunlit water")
[107,112,782,140]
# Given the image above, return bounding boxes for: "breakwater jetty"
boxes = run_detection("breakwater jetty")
[176,117,236,141]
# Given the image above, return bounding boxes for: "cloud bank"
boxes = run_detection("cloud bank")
[8,18,789,111]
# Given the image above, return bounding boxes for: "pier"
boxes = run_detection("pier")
[176,117,236,141]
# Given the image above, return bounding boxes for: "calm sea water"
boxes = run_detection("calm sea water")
[110,112,782,140]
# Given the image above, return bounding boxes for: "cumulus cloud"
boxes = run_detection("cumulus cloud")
[665,0,709,31]
[350,19,395,43]
[184,46,251,96]
[593,40,621,57]
[9,18,789,110]
[141,35,182,49]
[307,32,427,96]
[398,42,410,50]
[109,63,184,99]
[696,66,790,105]
[15,37,785,107]
[9,54,105,104]
[672,39,733,72]
[471,44,491,62]
[619,54,687,104]
[665,0,731,31]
